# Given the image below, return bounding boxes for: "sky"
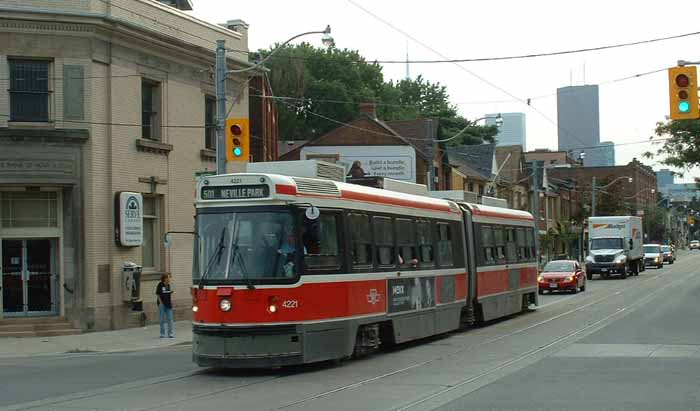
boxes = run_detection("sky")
[188,0,700,183]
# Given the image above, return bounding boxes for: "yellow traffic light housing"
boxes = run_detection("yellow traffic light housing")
[225,118,250,162]
[668,66,699,120]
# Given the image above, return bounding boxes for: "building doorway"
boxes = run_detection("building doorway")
[2,239,57,316]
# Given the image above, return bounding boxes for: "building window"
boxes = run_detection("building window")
[0,191,58,228]
[141,80,161,140]
[9,60,50,122]
[468,182,474,192]
[142,196,161,271]
[204,96,216,150]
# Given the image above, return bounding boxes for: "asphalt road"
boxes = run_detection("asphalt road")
[1,251,698,411]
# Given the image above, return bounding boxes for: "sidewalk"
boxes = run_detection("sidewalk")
[0,321,192,358]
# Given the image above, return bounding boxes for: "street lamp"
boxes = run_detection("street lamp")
[214,26,335,174]
[591,175,633,217]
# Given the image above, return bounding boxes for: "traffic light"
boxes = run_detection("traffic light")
[668,66,699,120]
[225,118,250,161]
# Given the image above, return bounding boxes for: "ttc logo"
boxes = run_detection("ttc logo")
[367,289,381,305]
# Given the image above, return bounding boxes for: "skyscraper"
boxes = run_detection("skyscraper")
[557,85,600,166]
[656,169,675,189]
[585,141,615,167]
[486,112,526,149]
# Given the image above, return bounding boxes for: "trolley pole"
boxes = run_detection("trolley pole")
[425,119,434,191]
[591,176,597,217]
[215,40,227,175]
[532,161,543,268]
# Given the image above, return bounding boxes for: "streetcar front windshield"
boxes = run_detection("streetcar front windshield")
[194,211,296,282]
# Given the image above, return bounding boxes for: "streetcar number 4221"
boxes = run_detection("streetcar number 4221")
[282,300,299,309]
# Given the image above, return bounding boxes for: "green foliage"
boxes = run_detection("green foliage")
[646,118,700,170]
[259,44,496,143]
[643,207,668,243]
[594,177,630,216]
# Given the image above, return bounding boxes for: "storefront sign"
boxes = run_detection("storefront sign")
[200,185,270,201]
[117,192,143,247]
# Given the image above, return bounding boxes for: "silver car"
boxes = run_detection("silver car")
[643,244,663,269]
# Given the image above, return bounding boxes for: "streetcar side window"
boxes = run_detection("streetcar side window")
[396,218,418,269]
[437,223,454,267]
[516,228,527,261]
[506,227,518,264]
[373,216,395,266]
[526,228,536,262]
[304,213,342,270]
[416,219,434,266]
[493,226,506,263]
[481,225,495,264]
[348,213,373,267]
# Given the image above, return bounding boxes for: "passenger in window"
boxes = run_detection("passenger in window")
[278,233,300,277]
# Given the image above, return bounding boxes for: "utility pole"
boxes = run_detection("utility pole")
[591,176,597,217]
[425,119,434,191]
[215,40,227,175]
[532,161,542,267]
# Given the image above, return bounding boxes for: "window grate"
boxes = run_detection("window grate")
[9,60,50,122]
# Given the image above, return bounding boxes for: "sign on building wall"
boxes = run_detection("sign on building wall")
[300,145,417,182]
[116,192,143,247]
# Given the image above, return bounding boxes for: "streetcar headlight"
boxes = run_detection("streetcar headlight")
[219,298,232,312]
[192,305,199,313]
[268,304,278,313]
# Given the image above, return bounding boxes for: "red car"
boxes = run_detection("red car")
[538,260,587,294]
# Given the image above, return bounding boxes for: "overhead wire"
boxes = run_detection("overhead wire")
[344,0,649,155]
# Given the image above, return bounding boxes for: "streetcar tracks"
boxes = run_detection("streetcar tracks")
[271,265,681,411]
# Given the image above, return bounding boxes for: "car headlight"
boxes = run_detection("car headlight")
[219,298,232,312]
[538,275,544,282]
[565,276,574,282]
[614,256,627,265]
[655,257,661,262]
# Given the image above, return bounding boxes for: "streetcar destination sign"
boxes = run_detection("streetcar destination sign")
[201,184,270,200]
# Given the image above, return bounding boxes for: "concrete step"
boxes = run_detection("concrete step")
[0,322,74,332]
[0,317,80,337]
[0,316,67,325]
[0,329,81,338]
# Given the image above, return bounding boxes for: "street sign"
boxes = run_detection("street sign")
[636,210,645,216]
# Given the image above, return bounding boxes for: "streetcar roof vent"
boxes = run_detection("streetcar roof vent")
[292,177,342,197]
[247,160,346,183]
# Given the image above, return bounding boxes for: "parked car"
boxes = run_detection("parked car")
[661,245,675,264]
[538,260,586,294]
[643,244,664,269]
[690,240,700,250]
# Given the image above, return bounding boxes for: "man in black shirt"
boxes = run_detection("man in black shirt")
[155,274,174,338]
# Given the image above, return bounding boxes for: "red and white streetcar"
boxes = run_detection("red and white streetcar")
[189,171,537,368]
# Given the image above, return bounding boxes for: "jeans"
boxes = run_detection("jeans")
[159,304,174,337]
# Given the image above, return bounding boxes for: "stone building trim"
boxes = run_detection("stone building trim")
[135,138,173,155]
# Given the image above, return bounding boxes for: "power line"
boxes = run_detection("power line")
[226,30,700,64]
[345,0,605,154]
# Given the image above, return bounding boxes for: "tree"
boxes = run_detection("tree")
[643,207,668,243]
[646,118,700,172]
[594,177,629,216]
[259,44,495,143]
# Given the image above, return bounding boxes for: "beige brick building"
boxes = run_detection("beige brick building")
[0,0,252,330]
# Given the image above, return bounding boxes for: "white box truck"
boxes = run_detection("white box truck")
[585,216,644,279]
